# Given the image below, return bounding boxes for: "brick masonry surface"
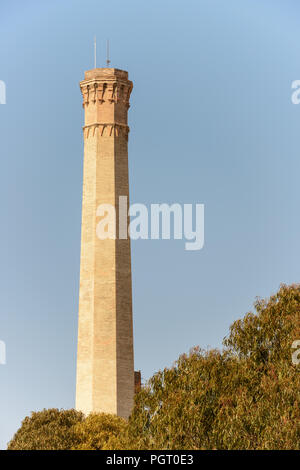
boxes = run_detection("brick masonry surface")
[76,68,134,419]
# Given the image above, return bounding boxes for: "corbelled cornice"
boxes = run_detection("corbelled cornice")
[83,122,130,140]
[80,68,133,108]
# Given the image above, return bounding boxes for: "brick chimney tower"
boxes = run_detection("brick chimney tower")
[76,68,134,419]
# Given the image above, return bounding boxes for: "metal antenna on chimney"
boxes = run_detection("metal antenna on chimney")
[106,39,111,67]
[94,36,97,68]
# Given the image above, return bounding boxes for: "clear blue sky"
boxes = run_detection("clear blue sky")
[1,0,300,449]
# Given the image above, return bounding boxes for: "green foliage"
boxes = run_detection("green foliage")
[121,283,300,450]
[72,413,127,450]
[8,284,300,450]
[7,408,84,450]
[224,283,300,365]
